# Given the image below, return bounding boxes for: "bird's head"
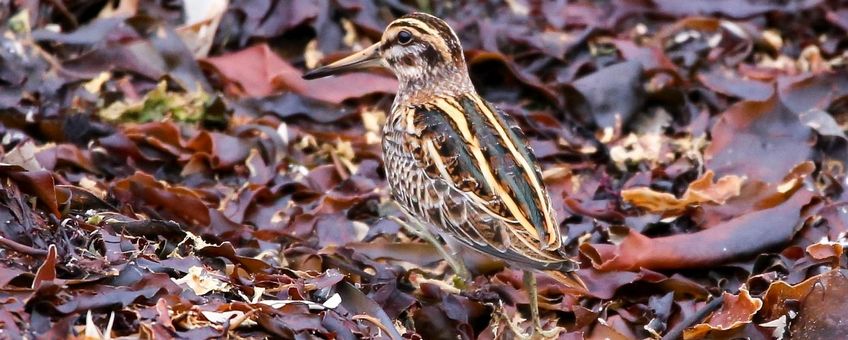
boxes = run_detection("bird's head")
[304,13,474,101]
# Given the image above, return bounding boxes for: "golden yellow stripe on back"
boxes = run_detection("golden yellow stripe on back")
[430,97,474,141]
[467,95,560,249]
[424,138,452,181]
[511,226,566,262]
[422,138,474,242]
[412,105,501,219]
[430,97,542,240]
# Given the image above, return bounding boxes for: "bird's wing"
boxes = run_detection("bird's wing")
[400,94,573,269]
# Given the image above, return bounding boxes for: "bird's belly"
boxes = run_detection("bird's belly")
[383,147,428,219]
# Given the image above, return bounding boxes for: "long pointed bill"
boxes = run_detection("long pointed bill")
[302,42,382,79]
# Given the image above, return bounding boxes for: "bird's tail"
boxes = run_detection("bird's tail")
[544,270,589,296]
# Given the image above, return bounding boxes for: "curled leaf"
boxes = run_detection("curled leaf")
[582,189,813,271]
[172,266,231,295]
[622,171,744,214]
[760,270,848,339]
[684,289,763,339]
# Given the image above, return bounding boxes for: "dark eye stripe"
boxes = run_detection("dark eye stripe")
[421,45,443,64]
[390,17,463,65]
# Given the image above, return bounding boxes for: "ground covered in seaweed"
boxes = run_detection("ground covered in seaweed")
[1,0,848,339]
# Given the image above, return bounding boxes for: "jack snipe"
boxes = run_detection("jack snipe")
[304,12,585,339]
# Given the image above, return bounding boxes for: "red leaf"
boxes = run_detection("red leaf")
[32,244,57,289]
[760,270,848,339]
[684,290,763,339]
[112,172,211,227]
[0,166,60,218]
[201,44,397,103]
[581,189,814,271]
[705,94,812,184]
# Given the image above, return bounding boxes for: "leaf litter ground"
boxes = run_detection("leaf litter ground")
[1,0,848,339]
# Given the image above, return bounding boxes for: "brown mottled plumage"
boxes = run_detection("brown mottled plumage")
[304,12,584,338]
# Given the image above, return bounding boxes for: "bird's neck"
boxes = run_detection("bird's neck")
[393,64,476,107]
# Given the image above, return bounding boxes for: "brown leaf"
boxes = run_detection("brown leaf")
[684,290,763,339]
[587,315,638,339]
[0,265,27,288]
[315,213,361,247]
[346,241,443,266]
[778,70,848,115]
[698,69,774,101]
[654,0,825,18]
[32,244,57,289]
[49,273,184,315]
[112,172,211,227]
[0,165,60,217]
[336,280,404,339]
[622,170,744,214]
[760,270,848,339]
[806,242,843,263]
[579,268,709,300]
[201,44,397,102]
[613,39,677,72]
[571,61,645,128]
[185,131,251,169]
[827,9,848,32]
[581,189,813,271]
[196,242,271,274]
[699,161,815,229]
[35,143,98,174]
[705,94,813,183]
[465,50,561,106]
[0,310,22,339]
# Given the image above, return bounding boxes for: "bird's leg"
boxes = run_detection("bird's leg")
[523,270,563,339]
[441,237,473,285]
[388,216,471,282]
[524,270,541,332]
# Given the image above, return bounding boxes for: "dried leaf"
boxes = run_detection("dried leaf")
[32,244,57,289]
[582,190,813,271]
[172,266,231,295]
[201,44,397,102]
[760,270,848,339]
[622,171,744,214]
[684,290,763,339]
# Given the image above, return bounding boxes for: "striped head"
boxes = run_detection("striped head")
[303,13,475,103]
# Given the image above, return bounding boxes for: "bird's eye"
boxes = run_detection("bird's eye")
[397,30,413,45]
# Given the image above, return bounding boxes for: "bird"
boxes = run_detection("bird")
[303,12,586,339]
